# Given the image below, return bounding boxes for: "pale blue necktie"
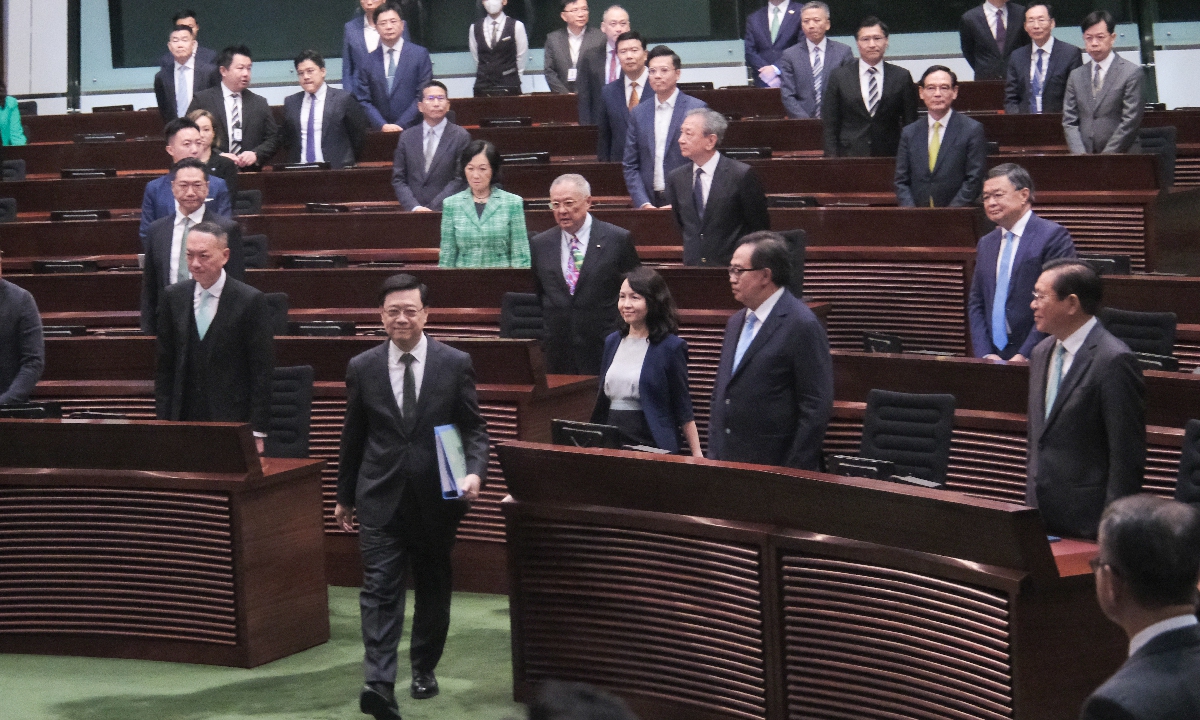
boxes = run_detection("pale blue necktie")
[175,218,193,283]
[1044,344,1066,418]
[195,289,216,340]
[733,312,758,370]
[386,49,397,92]
[1030,48,1045,113]
[176,65,190,118]
[991,231,1016,352]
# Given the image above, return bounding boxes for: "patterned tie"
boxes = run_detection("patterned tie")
[1044,344,1066,418]
[693,167,705,218]
[994,9,1006,51]
[1092,62,1102,96]
[195,288,215,340]
[230,94,242,153]
[176,65,189,119]
[305,93,317,163]
[399,352,417,433]
[1031,49,1046,113]
[386,49,397,92]
[176,217,193,283]
[627,81,639,111]
[733,312,758,370]
[424,127,437,173]
[867,66,879,116]
[811,46,824,115]
[608,49,618,83]
[769,6,781,44]
[491,19,501,48]
[565,235,583,294]
[991,231,1017,352]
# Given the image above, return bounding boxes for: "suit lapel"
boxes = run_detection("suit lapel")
[932,112,962,175]
[320,90,338,151]
[1093,57,1121,108]
[1044,327,1099,430]
[201,280,236,360]
[372,342,406,431]
[702,157,734,230]
[476,193,501,228]
[414,339,443,423]
[775,6,800,48]
[731,294,789,382]
[575,223,609,291]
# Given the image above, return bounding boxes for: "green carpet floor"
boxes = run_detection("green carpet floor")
[1,587,524,720]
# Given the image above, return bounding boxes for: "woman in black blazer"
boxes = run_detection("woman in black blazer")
[187,108,239,199]
[591,267,702,456]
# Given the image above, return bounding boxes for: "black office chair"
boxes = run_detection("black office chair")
[859,389,957,486]
[264,292,290,336]
[1078,254,1132,276]
[1175,419,1200,507]
[234,189,263,215]
[1097,307,1177,357]
[778,229,807,299]
[1138,126,1176,190]
[243,234,269,269]
[0,198,16,223]
[2,159,26,182]
[264,365,314,458]
[17,100,38,116]
[500,292,545,340]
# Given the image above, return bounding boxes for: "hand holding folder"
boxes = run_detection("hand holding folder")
[435,424,481,501]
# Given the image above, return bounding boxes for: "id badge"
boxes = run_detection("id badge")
[567,68,577,82]
[232,127,243,143]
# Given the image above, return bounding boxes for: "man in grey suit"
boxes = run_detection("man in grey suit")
[778,1,854,119]
[666,108,770,267]
[1026,259,1144,540]
[281,50,369,169]
[708,232,833,470]
[335,274,489,718]
[392,81,471,211]
[0,252,44,405]
[529,174,641,375]
[543,0,606,94]
[1083,494,1200,720]
[894,66,987,207]
[1063,10,1145,154]
[1004,3,1082,114]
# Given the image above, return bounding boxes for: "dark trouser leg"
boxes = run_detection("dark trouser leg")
[358,519,409,685]
[402,494,459,675]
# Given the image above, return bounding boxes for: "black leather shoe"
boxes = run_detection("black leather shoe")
[411,671,439,699]
[360,683,402,720]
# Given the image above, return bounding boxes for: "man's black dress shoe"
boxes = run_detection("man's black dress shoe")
[360,683,402,720]
[411,670,439,699]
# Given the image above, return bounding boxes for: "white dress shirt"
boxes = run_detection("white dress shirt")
[928,107,952,148]
[193,268,227,310]
[169,205,207,281]
[859,59,884,111]
[652,88,679,192]
[1053,315,1098,379]
[1089,50,1117,91]
[174,55,195,118]
[624,68,648,106]
[222,84,243,148]
[422,116,448,162]
[1128,614,1199,658]
[388,333,429,407]
[807,37,828,69]
[693,151,721,207]
[982,1,1006,40]
[996,208,1033,277]
[299,83,327,163]
[468,13,529,74]
[1029,36,1055,111]
[567,26,585,65]
[363,15,380,54]
[742,286,786,343]
[561,213,593,281]
[604,43,619,83]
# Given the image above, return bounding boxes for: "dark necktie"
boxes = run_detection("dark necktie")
[866,67,879,116]
[693,167,706,218]
[994,10,1006,51]
[399,352,417,433]
[305,93,317,163]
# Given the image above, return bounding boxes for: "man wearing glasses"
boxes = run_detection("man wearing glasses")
[894,66,987,208]
[529,174,640,374]
[543,0,606,94]
[392,81,471,211]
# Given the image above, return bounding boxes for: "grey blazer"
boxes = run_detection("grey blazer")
[0,279,44,405]
[1062,54,1145,154]
[543,27,606,94]
[777,38,855,119]
[1025,321,1145,539]
[391,121,471,210]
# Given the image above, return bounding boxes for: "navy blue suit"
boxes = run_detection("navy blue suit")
[894,111,988,208]
[1081,624,1200,719]
[342,15,411,90]
[1004,40,1083,114]
[353,42,433,130]
[708,289,834,470]
[592,332,695,454]
[966,212,1076,358]
[596,76,652,162]
[743,2,804,87]
[139,173,231,240]
[622,91,707,208]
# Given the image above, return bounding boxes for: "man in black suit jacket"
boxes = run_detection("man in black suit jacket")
[335,274,489,718]
[822,18,919,158]
[1004,3,1082,114]
[960,0,1030,81]
[575,5,630,125]
[141,159,244,334]
[666,108,770,267]
[156,10,217,71]
[1026,259,1144,540]
[595,31,651,162]
[0,254,44,405]
[529,174,640,375]
[895,66,987,207]
[1083,494,1200,720]
[154,221,274,454]
[392,81,471,211]
[187,45,281,170]
[281,50,368,169]
[153,24,221,123]
[708,233,833,470]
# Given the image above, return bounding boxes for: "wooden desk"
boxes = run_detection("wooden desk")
[0,420,328,667]
[19,109,164,144]
[500,441,1123,720]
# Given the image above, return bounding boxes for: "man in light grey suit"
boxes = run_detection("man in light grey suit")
[1026,259,1144,540]
[543,0,606,94]
[778,1,854,119]
[1062,10,1144,154]
[392,81,471,211]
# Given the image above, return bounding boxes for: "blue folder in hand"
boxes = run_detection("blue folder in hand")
[435,424,468,499]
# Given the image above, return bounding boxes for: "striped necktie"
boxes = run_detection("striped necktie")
[867,66,880,116]
[230,94,242,153]
[811,47,823,115]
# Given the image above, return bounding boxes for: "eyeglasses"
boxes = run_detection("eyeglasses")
[922,84,954,93]
[422,95,447,103]
[548,200,584,211]
[172,181,208,191]
[1031,291,1052,303]
[563,6,589,14]
[383,308,424,319]
[727,265,763,278]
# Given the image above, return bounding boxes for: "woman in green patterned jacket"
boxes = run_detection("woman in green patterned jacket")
[439,139,530,268]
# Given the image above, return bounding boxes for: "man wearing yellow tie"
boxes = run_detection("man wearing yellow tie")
[894,65,988,207]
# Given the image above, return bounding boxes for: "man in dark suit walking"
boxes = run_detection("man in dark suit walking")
[543,0,606,93]
[960,0,1029,81]
[0,251,44,406]
[530,174,641,375]
[895,66,987,208]
[1026,259,1144,540]
[1004,3,1082,114]
[778,1,854,119]
[968,163,1076,362]
[153,24,220,123]
[392,81,471,211]
[575,5,631,125]
[154,221,274,455]
[353,2,433,132]
[595,31,651,162]
[281,50,369,168]
[1083,494,1200,720]
[335,274,489,719]
[666,108,770,267]
[187,45,281,170]
[743,0,803,88]
[822,18,918,158]
[708,232,833,470]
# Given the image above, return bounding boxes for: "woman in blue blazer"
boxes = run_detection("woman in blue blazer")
[1,85,28,146]
[591,267,702,456]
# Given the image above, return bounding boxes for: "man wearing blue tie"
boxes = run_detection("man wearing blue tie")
[1004,3,1082,114]
[967,163,1077,362]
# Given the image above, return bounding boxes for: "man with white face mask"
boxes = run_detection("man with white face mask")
[468,0,529,96]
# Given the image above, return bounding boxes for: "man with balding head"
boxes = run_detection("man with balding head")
[575,5,631,125]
